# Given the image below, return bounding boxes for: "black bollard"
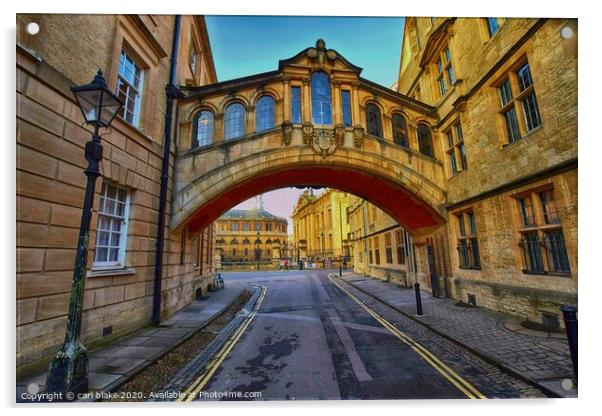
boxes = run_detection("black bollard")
[414,283,424,315]
[339,265,342,276]
[559,305,578,381]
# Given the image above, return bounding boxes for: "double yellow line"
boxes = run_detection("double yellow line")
[329,277,487,399]
[177,286,267,402]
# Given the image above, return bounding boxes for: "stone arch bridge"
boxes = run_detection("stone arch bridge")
[173,40,447,237]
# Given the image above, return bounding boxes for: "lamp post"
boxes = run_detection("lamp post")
[255,231,261,271]
[46,70,123,396]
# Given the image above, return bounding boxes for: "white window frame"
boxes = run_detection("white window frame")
[93,182,130,269]
[117,50,145,127]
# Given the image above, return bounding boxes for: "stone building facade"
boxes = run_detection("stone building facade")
[16,14,217,376]
[291,189,352,262]
[214,207,288,267]
[394,17,577,325]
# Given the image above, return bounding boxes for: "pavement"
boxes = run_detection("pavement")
[337,272,577,398]
[174,270,545,400]
[16,285,244,401]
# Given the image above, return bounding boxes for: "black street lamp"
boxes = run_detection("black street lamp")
[46,70,123,396]
[255,231,261,271]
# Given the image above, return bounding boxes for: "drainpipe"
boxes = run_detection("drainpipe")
[152,15,182,325]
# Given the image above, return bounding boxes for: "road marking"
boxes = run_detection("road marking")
[177,286,267,402]
[325,308,374,382]
[310,273,331,303]
[329,277,487,399]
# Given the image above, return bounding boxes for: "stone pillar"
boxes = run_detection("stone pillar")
[332,79,342,125]
[214,113,224,143]
[246,105,255,135]
[351,81,361,127]
[302,77,311,124]
[282,76,290,122]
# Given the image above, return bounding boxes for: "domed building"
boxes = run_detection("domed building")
[215,207,288,269]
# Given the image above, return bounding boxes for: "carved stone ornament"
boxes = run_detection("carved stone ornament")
[334,124,345,146]
[302,123,314,145]
[282,121,293,146]
[312,129,337,158]
[307,38,337,68]
[353,126,364,148]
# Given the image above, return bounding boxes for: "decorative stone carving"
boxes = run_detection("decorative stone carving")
[353,126,364,148]
[282,121,293,146]
[307,39,337,68]
[302,123,314,145]
[312,129,337,158]
[334,124,345,146]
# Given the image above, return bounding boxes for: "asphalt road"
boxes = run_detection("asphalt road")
[193,269,471,400]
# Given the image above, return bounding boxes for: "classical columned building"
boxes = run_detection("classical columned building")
[214,207,288,267]
[291,189,352,262]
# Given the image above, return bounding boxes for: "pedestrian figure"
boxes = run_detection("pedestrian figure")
[284,258,289,271]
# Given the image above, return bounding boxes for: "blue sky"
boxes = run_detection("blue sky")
[205,15,405,88]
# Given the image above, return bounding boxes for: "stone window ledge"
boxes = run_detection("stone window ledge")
[87,267,136,278]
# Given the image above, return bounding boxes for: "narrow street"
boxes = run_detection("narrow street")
[178,270,543,400]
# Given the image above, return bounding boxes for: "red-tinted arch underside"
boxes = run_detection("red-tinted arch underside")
[183,166,444,234]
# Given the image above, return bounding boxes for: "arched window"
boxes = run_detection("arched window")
[311,71,332,125]
[192,110,214,147]
[417,123,434,158]
[391,113,408,147]
[224,102,245,140]
[365,103,383,138]
[256,96,275,132]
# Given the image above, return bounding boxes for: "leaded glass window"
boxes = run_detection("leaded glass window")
[224,103,245,140]
[417,123,434,158]
[341,90,352,127]
[192,110,214,147]
[311,71,332,125]
[291,86,302,124]
[392,113,408,147]
[487,18,500,37]
[365,103,382,138]
[256,96,275,132]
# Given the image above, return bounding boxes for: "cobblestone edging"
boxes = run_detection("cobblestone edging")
[151,286,263,401]
[328,274,548,398]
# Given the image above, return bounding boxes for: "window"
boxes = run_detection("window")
[243,222,250,231]
[256,96,275,132]
[231,223,239,231]
[266,223,273,231]
[499,79,521,144]
[341,90,352,127]
[486,18,501,37]
[497,61,542,144]
[517,64,541,132]
[192,110,214,147]
[365,103,383,138]
[179,229,186,265]
[392,114,408,147]
[516,188,570,274]
[395,229,406,265]
[540,190,560,224]
[117,50,144,126]
[291,86,302,124]
[433,45,456,98]
[189,47,197,75]
[224,102,245,140]
[385,233,393,264]
[417,123,434,158]
[445,121,467,175]
[455,210,481,270]
[311,71,332,125]
[374,236,381,265]
[255,223,262,231]
[94,182,129,267]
